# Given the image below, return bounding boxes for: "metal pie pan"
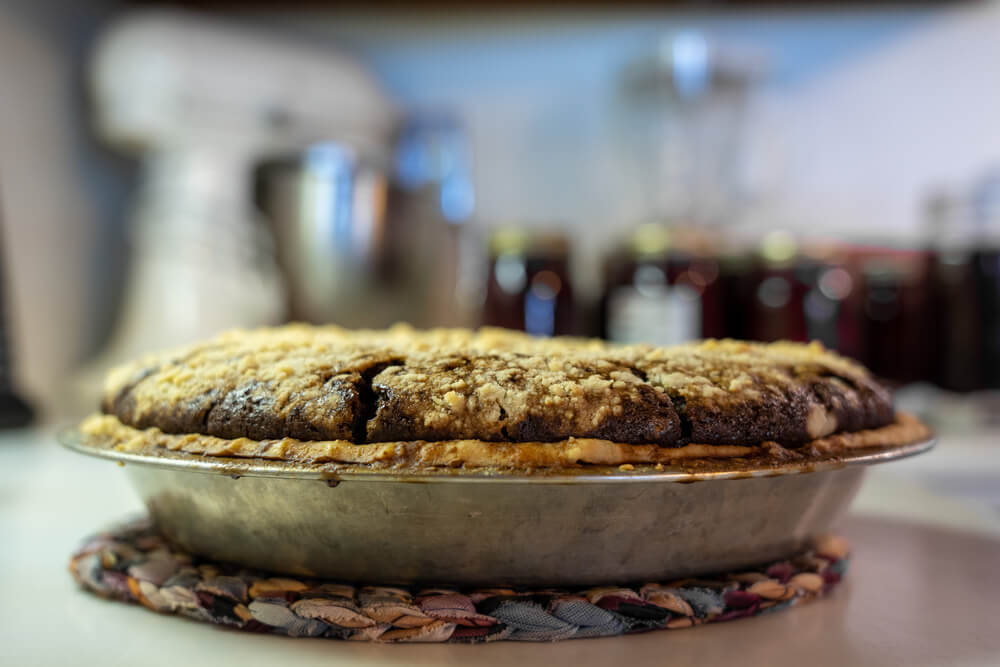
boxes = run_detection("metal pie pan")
[62,431,934,587]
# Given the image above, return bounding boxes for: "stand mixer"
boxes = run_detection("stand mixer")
[85,11,396,368]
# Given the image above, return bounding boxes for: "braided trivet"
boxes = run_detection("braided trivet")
[70,518,848,643]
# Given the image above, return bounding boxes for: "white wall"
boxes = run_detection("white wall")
[754,2,1000,242]
[4,2,1000,409]
[266,3,1000,284]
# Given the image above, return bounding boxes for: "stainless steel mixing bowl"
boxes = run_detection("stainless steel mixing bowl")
[62,433,933,587]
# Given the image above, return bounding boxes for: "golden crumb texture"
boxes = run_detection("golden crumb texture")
[79,412,929,472]
[99,324,897,451]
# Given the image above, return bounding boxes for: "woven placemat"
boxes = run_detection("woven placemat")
[69,518,848,643]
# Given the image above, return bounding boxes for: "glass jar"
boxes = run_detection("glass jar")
[483,228,575,336]
[601,224,721,345]
[748,232,808,343]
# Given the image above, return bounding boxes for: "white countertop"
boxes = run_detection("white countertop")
[2,427,999,666]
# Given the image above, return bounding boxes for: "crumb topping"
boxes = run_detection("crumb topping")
[101,324,894,447]
[78,412,930,472]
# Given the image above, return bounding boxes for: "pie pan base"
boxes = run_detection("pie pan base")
[61,428,933,587]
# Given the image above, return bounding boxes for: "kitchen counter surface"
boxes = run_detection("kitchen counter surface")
[3,427,999,667]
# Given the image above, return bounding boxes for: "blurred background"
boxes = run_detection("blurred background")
[2,0,1000,473]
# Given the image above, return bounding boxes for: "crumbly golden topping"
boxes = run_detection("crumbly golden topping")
[101,324,895,448]
[366,353,679,445]
[79,412,930,473]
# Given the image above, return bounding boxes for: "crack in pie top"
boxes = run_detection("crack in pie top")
[79,325,928,472]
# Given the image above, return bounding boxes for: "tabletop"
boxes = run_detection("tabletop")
[2,427,999,667]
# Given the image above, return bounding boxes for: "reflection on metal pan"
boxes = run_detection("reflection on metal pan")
[61,430,933,586]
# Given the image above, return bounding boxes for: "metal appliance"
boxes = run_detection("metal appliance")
[86,11,397,366]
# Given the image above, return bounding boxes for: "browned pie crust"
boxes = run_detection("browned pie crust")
[79,412,929,472]
[99,325,896,450]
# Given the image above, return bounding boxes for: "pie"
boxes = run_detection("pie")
[79,325,930,472]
